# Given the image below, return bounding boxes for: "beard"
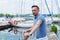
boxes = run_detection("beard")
[33,13,38,16]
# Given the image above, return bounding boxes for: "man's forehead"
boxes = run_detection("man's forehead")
[32,7,38,10]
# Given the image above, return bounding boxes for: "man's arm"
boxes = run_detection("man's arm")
[23,20,42,40]
[29,20,42,35]
[23,28,32,34]
[23,20,42,33]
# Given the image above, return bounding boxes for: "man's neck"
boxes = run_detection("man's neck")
[35,13,39,16]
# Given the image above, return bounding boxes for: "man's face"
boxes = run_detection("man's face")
[32,7,39,16]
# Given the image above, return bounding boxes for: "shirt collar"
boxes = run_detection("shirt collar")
[35,14,39,19]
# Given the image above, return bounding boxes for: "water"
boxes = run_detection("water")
[0,28,35,40]
[0,25,60,40]
[17,28,35,40]
[0,24,60,40]
[0,31,20,40]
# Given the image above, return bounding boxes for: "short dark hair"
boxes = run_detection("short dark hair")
[32,5,39,10]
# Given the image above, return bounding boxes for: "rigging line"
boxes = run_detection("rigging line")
[44,0,51,14]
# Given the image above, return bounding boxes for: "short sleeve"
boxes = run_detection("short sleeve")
[37,15,45,22]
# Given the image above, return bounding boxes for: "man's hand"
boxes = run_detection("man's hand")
[23,28,32,40]
[23,33,29,40]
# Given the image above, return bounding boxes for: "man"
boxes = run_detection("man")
[23,5,48,40]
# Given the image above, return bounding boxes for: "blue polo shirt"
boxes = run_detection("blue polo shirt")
[34,14,46,39]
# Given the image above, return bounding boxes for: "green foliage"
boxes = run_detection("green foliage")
[53,14,60,17]
[5,14,14,18]
[0,13,33,17]
[0,13,4,17]
[0,13,14,17]
[50,24,57,34]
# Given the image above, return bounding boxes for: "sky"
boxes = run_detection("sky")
[0,0,60,15]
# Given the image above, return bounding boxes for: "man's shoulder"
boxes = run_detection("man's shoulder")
[38,14,45,18]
